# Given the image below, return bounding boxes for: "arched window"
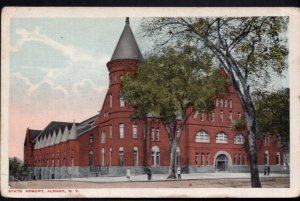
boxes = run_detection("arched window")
[195,131,210,143]
[119,147,124,166]
[151,146,160,166]
[133,146,138,166]
[216,132,228,144]
[89,151,94,166]
[101,148,105,166]
[234,133,245,144]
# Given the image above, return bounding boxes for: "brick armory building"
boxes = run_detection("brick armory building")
[23,18,287,180]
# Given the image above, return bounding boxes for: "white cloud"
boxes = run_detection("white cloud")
[12,27,102,66]
[72,79,106,95]
[12,72,69,97]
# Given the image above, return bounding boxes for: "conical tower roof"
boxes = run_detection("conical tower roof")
[68,122,77,140]
[111,17,143,61]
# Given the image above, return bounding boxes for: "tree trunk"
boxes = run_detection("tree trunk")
[167,140,178,179]
[245,100,262,188]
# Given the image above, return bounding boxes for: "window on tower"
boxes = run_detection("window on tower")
[89,134,94,144]
[120,95,125,107]
[132,124,138,139]
[119,123,124,139]
[109,94,113,108]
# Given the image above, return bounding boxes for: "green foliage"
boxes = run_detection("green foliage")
[253,88,289,140]
[121,46,228,126]
[9,157,28,181]
[231,117,247,131]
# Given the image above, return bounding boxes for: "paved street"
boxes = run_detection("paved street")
[9,173,289,189]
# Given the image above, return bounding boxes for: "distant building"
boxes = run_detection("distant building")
[23,18,286,180]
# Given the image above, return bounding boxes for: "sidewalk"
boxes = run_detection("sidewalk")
[58,172,289,183]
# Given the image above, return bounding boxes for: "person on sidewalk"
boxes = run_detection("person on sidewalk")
[267,166,271,176]
[264,165,268,175]
[147,167,152,181]
[126,168,131,181]
[177,167,181,180]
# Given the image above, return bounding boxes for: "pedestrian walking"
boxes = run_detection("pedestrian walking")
[177,167,181,179]
[264,165,268,175]
[147,167,152,181]
[126,168,131,181]
[267,166,271,176]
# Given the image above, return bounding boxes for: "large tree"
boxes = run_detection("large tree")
[121,46,228,179]
[253,88,290,169]
[9,157,28,181]
[141,17,288,187]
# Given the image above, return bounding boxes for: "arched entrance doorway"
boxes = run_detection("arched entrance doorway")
[215,154,228,171]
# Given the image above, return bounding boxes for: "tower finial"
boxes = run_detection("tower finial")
[126,17,130,25]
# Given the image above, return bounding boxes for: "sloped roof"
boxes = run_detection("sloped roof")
[29,129,41,140]
[111,17,143,61]
[44,132,52,147]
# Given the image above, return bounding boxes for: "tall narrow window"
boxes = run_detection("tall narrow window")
[276,152,280,165]
[211,112,214,122]
[237,154,241,165]
[220,110,224,123]
[133,147,138,166]
[229,100,232,108]
[120,95,125,107]
[119,123,124,139]
[206,153,210,165]
[150,128,155,141]
[241,154,244,165]
[101,148,105,166]
[132,124,138,139]
[264,135,270,146]
[109,125,112,139]
[195,152,199,166]
[89,134,94,144]
[89,151,94,166]
[264,150,269,165]
[234,154,237,165]
[101,131,106,143]
[201,153,204,166]
[216,99,219,107]
[229,111,233,122]
[220,99,223,107]
[151,146,160,166]
[109,148,112,166]
[119,147,124,166]
[156,128,160,141]
[71,158,74,167]
[109,94,113,108]
[193,111,198,119]
[225,100,228,107]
